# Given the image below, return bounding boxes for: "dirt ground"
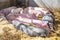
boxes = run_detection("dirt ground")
[0,11,60,40]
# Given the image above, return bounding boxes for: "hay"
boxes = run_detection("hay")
[0,17,21,40]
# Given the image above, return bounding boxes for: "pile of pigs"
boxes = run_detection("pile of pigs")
[0,6,55,37]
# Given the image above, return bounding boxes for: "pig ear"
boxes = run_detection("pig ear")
[42,23,48,27]
[42,23,50,29]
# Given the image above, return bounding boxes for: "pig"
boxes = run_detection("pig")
[42,13,55,31]
[0,6,17,16]
[11,20,48,37]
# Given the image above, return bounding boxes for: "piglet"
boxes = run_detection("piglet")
[20,24,48,37]
[42,13,55,31]
[0,6,17,16]
[11,8,23,14]
[11,20,48,37]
